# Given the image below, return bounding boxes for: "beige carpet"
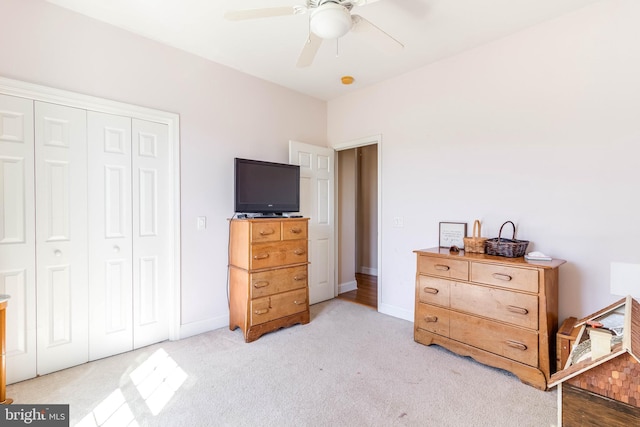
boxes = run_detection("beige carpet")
[7,299,557,426]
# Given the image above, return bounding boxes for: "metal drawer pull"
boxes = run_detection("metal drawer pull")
[253,253,270,260]
[290,227,302,234]
[294,299,307,305]
[507,305,528,315]
[434,264,450,271]
[253,281,269,288]
[424,316,438,323]
[293,275,307,281]
[259,229,275,236]
[254,308,269,315]
[492,273,512,281]
[506,340,527,351]
[293,249,306,255]
[423,287,439,294]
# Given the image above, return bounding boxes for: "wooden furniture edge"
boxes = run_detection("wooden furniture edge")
[540,266,560,374]
[413,247,566,270]
[245,311,310,343]
[414,328,548,390]
[563,383,640,425]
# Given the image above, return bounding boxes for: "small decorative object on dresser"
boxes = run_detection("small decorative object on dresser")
[228,218,310,342]
[484,220,529,258]
[439,222,467,248]
[413,247,566,390]
[463,219,488,254]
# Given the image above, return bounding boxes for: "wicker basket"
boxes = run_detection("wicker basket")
[485,221,529,258]
[463,220,488,254]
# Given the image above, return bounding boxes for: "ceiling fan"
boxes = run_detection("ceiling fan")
[225,0,404,68]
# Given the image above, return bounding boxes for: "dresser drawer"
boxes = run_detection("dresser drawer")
[415,303,450,337]
[250,265,308,298]
[250,221,281,243]
[250,288,308,325]
[416,276,451,307]
[450,282,538,330]
[250,240,308,269]
[471,262,538,293]
[282,220,307,240]
[450,311,539,367]
[418,256,468,281]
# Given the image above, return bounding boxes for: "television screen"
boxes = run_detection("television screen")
[234,158,300,214]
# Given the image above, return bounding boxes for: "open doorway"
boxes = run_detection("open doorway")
[336,144,378,309]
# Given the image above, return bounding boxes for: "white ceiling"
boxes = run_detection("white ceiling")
[44,0,600,101]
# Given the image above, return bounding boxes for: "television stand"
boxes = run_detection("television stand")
[228,217,310,342]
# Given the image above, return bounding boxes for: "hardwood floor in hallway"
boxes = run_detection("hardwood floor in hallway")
[337,273,377,309]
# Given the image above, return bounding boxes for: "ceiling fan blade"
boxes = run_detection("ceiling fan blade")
[352,0,384,6]
[296,33,323,68]
[350,15,404,52]
[224,6,302,21]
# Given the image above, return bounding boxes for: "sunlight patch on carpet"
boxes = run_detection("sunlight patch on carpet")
[75,348,187,425]
[75,389,138,427]
[129,348,188,415]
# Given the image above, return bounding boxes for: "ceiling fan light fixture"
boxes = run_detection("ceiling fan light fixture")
[310,3,353,39]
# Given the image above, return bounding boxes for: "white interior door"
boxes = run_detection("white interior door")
[132,118,170,348]
[289,140,335,304]
[0,94,36,383]
[88,111,133,360]
[35,101,89,375]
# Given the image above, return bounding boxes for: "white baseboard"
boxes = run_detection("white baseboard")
[378,302,413,322]
[178,313,228,340]
[358,266,378,276]
[338,280,358,294]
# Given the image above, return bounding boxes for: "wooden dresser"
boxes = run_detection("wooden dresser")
[414,247,565,390]
[229,218,310,342]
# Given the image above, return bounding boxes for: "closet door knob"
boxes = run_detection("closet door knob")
[113,245,120,253]
[54,249,62,257]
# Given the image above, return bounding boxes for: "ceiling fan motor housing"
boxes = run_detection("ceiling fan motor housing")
[310,2,353,39]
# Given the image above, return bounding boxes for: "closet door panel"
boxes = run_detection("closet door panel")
[35,101,88,375]
[88,111,133,361]
[132,119,170,348]
[0,94,36,384]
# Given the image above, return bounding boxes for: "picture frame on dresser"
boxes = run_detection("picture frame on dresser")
[439,222,467,248]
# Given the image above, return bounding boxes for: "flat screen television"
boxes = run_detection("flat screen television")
[234,157,300,215]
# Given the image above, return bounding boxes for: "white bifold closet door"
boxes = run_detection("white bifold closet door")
[0,94,37,382]
[88,111,170,360]
[130,118,170,350]
[1,92,172,384]
[87,111,133,360]
[34,101,89,375]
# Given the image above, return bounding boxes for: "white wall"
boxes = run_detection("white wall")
[0,0,326,336]
[338,149,357,290]
[328,0,640,321]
